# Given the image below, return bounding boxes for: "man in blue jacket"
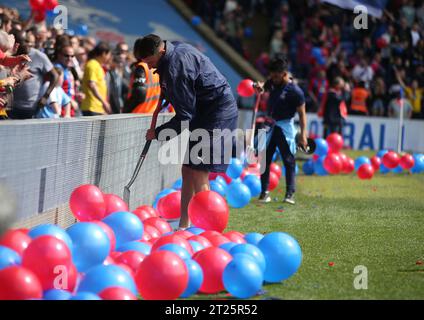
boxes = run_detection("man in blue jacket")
[134,34,238,230]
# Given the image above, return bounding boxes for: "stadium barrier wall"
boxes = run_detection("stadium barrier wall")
[0,114,181,229]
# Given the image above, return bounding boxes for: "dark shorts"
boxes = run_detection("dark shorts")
[184,116,238,173]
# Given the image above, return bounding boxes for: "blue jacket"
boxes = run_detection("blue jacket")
[155,41,238,136]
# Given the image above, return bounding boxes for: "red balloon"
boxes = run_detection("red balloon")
[209,172,219,181]
[382,151,400,169]
[99,287,137,300]
[103,194,128,217]
[151,234,193,255]
[399,154,415,170]
[200,230,223,239]
[157,191,181,219]
[370,156,382,172]
[208,235,230,247]
[268,171,279,191]
[133,208,154,221]
[110,251,122,260]
[0,266,43,300]
[249,162,261,170]
[270,163,282,179]
[22,236,73,291]
[342,157,355,174]
[144,217,172,235]
[224,231,246,244]
[188,191,229,233]
[141,231,152,242]
[323,153,343,174]
[115,250,146,273]
[135,205,158,218]
[357,164,375,180]
[135,251,189,300]
[45,0,59,11]
[237,79,255,97]
[144,224,161,239]
[193,247,232,294]
[33,10,46,23]
[173,230,194,239]
[91,220,116,253]
[70,184,106,222]
[188,235,212,248]
[0,229,32,255]
[326,133,344,152]
[29,0,45,10]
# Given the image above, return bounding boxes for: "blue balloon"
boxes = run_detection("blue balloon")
[314,139,329,157]
[43,289,72,300]
[392,165,403,174]
[181,259,204,298]
[226,158,244,179]
[70,292,101,300]
[313,156,328,176]
[78,265,137,295]
[380,163,391,174]
[230,244,266,273]
[355,156,371,171]
[303,160,315,175]
[295,164,299,175]
[191,16,202,26]
[244,233,264,246]
[46,10,56,19]
[157,243,191,260]
[377,150,389,158]
[243,174,261,197]
[215,176,227,187]
[29,224,73,253]
[210,180,226,197]
[223,253,263,299]
[102,212,143,248]
[67,223,110,273]
[76,24,89,36]
[412,154,424,173]
[226,181,251,208]
[186,227,205,235]
[117,241,151,255]
[219,242,238,253]
[188,240,204,253]
[258,232,302,282]
[0,246,21,270]
[172,178,183,190]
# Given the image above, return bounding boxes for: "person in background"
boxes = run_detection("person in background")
[396,68,423,119]
[319,77,347,138]
[106,54,124,114]
[36,66,71,119]
[369,77,388,117]
[54,43,83,117]
[388,87,413,119]
[10,30,58,119]
[80,42,112,116]
[349,81,370,116]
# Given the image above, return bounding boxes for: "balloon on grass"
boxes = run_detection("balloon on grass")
[102,211,143,248]
[243,174,261,197]
[0,229,31,256]
[157,191,181,220]
[357,164,374,180]
[70,185,106,222]
[0,266,43,300]
[180,259,204,298]
[382,151,400,169]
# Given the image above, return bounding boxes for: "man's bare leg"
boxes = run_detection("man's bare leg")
[179,166,210,229]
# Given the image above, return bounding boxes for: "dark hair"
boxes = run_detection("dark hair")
[133,34,163,60]
[10,29,29,55]
[0,14,11,29]
[268,56,289,73]
[88,41,110,60]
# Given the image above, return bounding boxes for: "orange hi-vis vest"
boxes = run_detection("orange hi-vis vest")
[350,87,369,114]
[129,62,161,114]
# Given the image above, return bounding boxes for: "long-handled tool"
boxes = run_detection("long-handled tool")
[246,87,263,164]
[123,101,164,206]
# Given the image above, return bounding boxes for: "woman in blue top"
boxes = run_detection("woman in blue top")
[257,57,308,205]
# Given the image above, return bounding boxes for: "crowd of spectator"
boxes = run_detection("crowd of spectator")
[0,5,135,120]
[186,0,424,120]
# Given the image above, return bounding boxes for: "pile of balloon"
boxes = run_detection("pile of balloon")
[0,182,302,300]
[301,133,424,180]
[29,0,60,23]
